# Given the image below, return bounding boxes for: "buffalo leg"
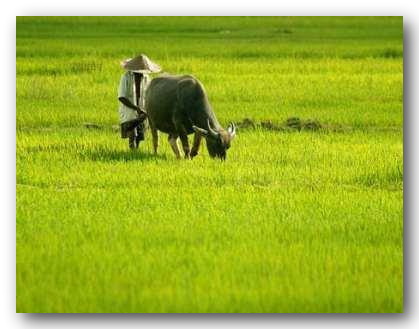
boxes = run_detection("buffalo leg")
[179,134,190,159]
[168,135,181,159]
[173,114,190,159]
[151,127,159,155]
[190,133,202,158]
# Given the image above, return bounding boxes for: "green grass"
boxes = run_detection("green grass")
[16,16,403,313]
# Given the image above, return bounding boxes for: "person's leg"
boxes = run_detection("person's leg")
[122,119,142,150]
[135,124,145,146]
[127,129,137,149]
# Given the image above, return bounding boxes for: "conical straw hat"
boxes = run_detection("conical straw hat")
[120,54,161,73]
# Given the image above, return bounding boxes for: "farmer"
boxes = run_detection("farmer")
[118,54,161,149]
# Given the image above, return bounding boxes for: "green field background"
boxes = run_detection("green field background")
[16,16,403,313]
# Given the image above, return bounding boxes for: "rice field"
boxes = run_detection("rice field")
[16,16,403,313]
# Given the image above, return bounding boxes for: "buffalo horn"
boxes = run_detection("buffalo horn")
[207,119,219,137]
[228,122,236,138]
[192,125,208,135]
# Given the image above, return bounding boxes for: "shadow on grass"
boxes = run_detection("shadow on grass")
[80,148,169,163]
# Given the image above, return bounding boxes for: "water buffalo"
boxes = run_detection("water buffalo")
[145,74,236,160]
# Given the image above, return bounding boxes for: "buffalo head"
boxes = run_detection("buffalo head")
[193,120,236,160]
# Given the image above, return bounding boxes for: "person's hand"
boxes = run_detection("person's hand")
[137,108,147,121]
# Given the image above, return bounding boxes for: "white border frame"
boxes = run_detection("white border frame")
[4,1,417,328]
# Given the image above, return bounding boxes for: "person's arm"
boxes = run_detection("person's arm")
[118,97,147,119]
[118,97,139,111]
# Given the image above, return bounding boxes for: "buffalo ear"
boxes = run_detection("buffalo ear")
[192,125,208,136]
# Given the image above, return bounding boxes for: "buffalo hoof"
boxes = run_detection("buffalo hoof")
[190,151,198,158]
